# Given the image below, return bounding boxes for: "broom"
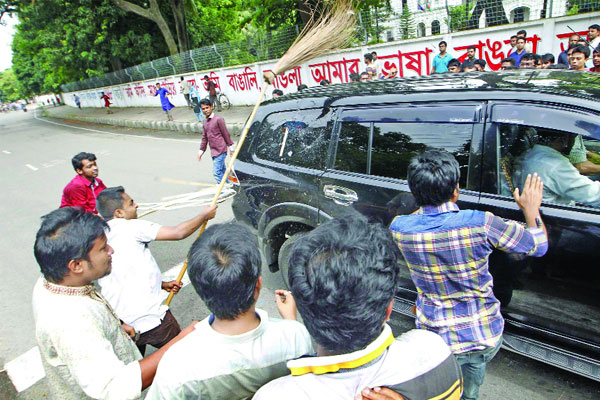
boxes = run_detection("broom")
[165,0,357,306]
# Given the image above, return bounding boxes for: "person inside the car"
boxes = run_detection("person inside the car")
[390,150,548,400]
[254,215,463,400]
[513,130,600,207]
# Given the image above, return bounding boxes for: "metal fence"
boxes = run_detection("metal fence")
[61,0,598,92]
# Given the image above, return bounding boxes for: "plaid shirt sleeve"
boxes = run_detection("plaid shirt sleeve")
[484,212,548,257]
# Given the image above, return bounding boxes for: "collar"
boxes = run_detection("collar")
[207,113,215,120]
[43,278,94,297]
[75,174,96,187]
[287,324,394,376]
[418,201,460,215]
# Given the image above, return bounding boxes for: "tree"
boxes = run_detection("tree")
[398,4,415,39]
[0,68,23,102]
[358,0,395,44]
[111,0,179,55]
[0,0,20,22]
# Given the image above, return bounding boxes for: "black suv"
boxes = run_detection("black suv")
[231,70,600,381]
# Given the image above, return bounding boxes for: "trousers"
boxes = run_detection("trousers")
[454,338,502,400]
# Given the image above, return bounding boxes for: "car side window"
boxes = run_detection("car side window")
[334,121,472,187]
[495,122,600,209]
[370,123,471,186]
[254,109,332,169]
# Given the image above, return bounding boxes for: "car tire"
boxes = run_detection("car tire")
[278,232,306,289]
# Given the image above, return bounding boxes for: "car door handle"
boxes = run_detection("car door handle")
[323,185,358,206]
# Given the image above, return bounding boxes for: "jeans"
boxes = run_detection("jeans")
[212,152,227,183]
[454,338,502,400]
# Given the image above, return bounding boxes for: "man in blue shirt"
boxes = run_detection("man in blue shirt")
[509,36,527,67]
[432,41,452,73]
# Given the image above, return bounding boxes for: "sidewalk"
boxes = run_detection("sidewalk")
[41,104,254,136]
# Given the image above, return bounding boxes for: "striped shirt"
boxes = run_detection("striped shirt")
[389,202,547,354]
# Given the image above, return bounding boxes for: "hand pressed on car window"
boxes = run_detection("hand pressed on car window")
[513,172,543,213]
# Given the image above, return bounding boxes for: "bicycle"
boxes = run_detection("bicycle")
[205,91,231,111]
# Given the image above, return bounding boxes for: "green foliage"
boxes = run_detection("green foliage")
[567,0,600,15]
[0,68,23,102]
[358,0,395,44]
[445,5,470,33]
[398,5,415,39]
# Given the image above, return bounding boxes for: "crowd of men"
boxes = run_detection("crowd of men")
[30,135,551,399]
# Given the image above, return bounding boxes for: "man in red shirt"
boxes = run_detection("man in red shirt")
[591,47,600,73]
[203,75,221,112]
[197,99,234,184]
[60,152,106,214]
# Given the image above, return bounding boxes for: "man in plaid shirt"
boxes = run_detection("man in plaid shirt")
[390,150,548,400]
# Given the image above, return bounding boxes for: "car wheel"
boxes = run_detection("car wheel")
[278,232,306,289]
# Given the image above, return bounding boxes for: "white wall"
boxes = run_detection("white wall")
[62,12,599,108]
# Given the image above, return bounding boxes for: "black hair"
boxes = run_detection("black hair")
[542,53,555,64]
[447,58,461,68]
[364,53,373,62]
[204,75,209,80]
[71,152,96,171]
[545,63,568,69]
[407,149,460,206]
[156,82,161,86]
[34,207,108,283]
[359,71,370,77]
[96,186,125,221]
[568,42,579,51]
[467,45,476,52]
[287,214,401,353]
[510,35,518,40]
[532,53,542,65]
[474,59,486,68]
[501,57,516,66]
[199,98,211,106]
[272,89,283,96]
[517,36,527,43]
[439,40,447,46]
[187,223,261,320]
[594,46,600,55]
[589,24,600,31]
[517,29,527,36]
[180,76,184,80]
[502,65,519,70]
[521,53,537,62]
[572,45,591,59]
[319,79,330,86]
[297,84,308,91]
[371,51,377,56]
[349,73,360,82]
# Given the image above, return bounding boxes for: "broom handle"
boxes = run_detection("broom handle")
[165,83,270,306]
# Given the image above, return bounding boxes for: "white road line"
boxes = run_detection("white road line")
[2,150,11,154]
[33,110,199,144]
[3,262,190,393]
[25,164,38,171]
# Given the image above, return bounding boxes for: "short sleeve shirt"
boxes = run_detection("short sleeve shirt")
[432,53,452,73]
[98,219,166,333]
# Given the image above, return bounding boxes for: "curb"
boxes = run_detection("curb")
[42,113,244,136]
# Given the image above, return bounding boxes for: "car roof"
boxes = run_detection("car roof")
[264,70,600,111]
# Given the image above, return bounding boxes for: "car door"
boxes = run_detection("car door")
[317,101,485,305]
[479,101,600,356]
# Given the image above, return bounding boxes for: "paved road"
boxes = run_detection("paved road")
[1,109,599,399]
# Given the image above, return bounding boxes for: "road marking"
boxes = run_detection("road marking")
[33,110,199,144]
[159,177,215,187]
[2,150,11,154]
[3,263,191,393]
[25,164,38,171]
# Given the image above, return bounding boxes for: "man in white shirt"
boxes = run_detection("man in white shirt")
[32,207,195,399]
[254,215,463,400]
[371,51,382,79]
[96,186,217,355]
[147,222,313,399]
[513,131,600,207]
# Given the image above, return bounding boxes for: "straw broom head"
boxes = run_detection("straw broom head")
[264,0,357,84]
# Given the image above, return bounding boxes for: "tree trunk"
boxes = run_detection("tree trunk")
[170,0,189,53]
[111,0,179,55]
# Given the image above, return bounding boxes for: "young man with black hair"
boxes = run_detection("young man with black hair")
[60,152,106,214]
[509,36,528,67]
[432,40,452,73]
[447,58,461,73]
[349,72,360,82]
[541,53,555,68]
[473,59,486,71]
[255,215,463,400]
[364,53,377,79]
[461,46,477,70]
[500,57,516,70]
[519,52,538,68]
[389,150,548,400]
[272,88,284,98]
[204,75,221,111]
[32,207,196,400]
[570,45,591,71]
[591,46,600,73]
[588,24,600,52]
[147,222,313,399]
[95,186,217,355]
[197,98,235,184]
